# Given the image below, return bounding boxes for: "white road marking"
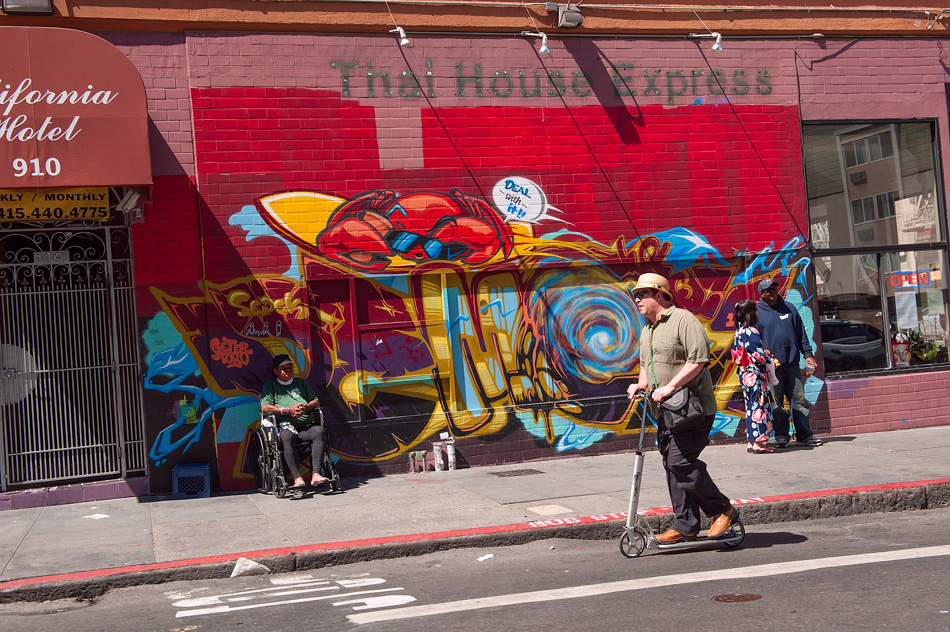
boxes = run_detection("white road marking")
[348,544,950,624]
[269,574,316,585]
[176,587,404,618]
[172,580,332,607]
[333,595,418,610]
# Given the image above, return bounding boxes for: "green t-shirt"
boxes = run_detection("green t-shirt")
[639,306,716,416]
[261,377,318,428]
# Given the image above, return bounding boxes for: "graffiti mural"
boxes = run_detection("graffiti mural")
[145,180,818,488]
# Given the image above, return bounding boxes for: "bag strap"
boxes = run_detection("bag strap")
[647,326,658,390]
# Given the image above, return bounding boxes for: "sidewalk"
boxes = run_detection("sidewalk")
[2,426,949,602]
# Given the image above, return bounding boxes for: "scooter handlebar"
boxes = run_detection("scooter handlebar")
[629,388,649,401]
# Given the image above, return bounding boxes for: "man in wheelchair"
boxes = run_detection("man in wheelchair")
[260,354,329,488]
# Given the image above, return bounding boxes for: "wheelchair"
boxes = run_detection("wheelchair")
[249,408,341,498]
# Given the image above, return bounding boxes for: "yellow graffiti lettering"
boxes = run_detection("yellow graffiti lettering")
[228,290,303,318]
[227,290,253,317]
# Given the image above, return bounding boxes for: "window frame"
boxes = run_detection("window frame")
[804,118,950,378]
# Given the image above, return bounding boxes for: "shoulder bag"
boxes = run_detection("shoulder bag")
[659,387,707,434]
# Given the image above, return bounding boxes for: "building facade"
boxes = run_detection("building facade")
[2,2,949,499]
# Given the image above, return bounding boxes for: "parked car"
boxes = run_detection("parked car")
[820,319,887,371]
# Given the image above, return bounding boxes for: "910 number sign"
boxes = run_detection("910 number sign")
[12,157,62,178]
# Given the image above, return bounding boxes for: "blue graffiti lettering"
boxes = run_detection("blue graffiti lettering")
[504,179,532,197]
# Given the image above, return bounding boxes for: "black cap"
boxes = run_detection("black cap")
[758,278,779,293]
[271,354,294,370]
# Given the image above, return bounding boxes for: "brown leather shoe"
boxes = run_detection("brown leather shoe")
[708,507,738,539]
[655,529,698,544]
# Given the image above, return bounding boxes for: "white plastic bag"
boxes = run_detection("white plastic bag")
[765,360,779,386]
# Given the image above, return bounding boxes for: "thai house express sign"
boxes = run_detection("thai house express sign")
[330,59,773,104]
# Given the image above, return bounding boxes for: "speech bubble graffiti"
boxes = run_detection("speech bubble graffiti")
[492,177,562,224]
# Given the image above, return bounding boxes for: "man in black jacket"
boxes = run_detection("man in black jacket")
[756,279,822,448]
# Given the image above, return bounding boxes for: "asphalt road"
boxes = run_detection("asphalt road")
[2,509,949,631]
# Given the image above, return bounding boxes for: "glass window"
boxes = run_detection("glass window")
[883,250,949,367]
[805,121,948,375]
[851,197,875,225]
[876,191,897,219]
[804,123,941,250]
[842,131,894,168]
[868,135,883,161]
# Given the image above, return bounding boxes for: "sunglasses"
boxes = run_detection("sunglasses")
[760,286,778,295]
[633,289,654,300]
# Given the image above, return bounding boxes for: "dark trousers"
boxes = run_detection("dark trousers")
[769,363,814,443]
[656,414,731,534]
[279,424,325,479]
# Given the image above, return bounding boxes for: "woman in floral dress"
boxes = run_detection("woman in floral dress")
[731,300,775,453]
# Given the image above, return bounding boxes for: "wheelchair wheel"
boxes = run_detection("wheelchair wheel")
[274,475,288,498]
[330,471,341,493]
[251,431,270,494]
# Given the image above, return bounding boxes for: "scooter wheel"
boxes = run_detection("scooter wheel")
[619,529,647,558]
[723,521,746,547]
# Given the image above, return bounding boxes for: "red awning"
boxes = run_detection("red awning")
[0,26,151,188]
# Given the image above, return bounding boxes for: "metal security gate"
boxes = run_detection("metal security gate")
[0,221,146,491]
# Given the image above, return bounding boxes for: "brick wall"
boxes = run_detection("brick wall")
[120,33,950,488]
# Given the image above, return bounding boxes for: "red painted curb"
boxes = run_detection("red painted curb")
[2,477,948,591]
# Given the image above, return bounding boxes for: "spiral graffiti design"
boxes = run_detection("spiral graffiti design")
[532,269,643,384]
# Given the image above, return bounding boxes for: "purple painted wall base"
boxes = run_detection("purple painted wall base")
[0,477,149,511]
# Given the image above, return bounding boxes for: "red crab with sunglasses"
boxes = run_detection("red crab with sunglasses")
[317,189,514,272]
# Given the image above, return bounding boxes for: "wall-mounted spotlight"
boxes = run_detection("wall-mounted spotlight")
[520,31,551,54]
[390,26,411,47]
[688,32,723,52]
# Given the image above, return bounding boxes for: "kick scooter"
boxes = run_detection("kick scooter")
[619,389,745,558]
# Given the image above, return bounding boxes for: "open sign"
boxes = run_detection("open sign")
[890,271,932,289]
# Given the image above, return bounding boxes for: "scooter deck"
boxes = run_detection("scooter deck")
[654,531,743,550]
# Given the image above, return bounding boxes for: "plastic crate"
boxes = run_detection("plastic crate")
[172,463,211,499]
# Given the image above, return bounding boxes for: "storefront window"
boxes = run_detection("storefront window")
[883,250,949,367]
[805,121,948,374]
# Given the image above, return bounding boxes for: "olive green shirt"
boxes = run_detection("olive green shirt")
[639,306,716,416]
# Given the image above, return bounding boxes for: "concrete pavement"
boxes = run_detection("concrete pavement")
[1,425,949,602]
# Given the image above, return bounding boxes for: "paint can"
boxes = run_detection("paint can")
[445,439,456,470]
[410,450,427,473]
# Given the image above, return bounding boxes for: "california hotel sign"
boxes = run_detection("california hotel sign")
[0,26,151,189]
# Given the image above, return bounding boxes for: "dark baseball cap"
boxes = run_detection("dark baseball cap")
[758,278,779,293]
[271,354,294,370]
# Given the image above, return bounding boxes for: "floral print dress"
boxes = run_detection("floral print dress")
[731,326,774,442]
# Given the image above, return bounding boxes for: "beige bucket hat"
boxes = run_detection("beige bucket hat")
[631,272,673,300]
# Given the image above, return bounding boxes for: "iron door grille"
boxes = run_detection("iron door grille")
[0,224,146,490]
